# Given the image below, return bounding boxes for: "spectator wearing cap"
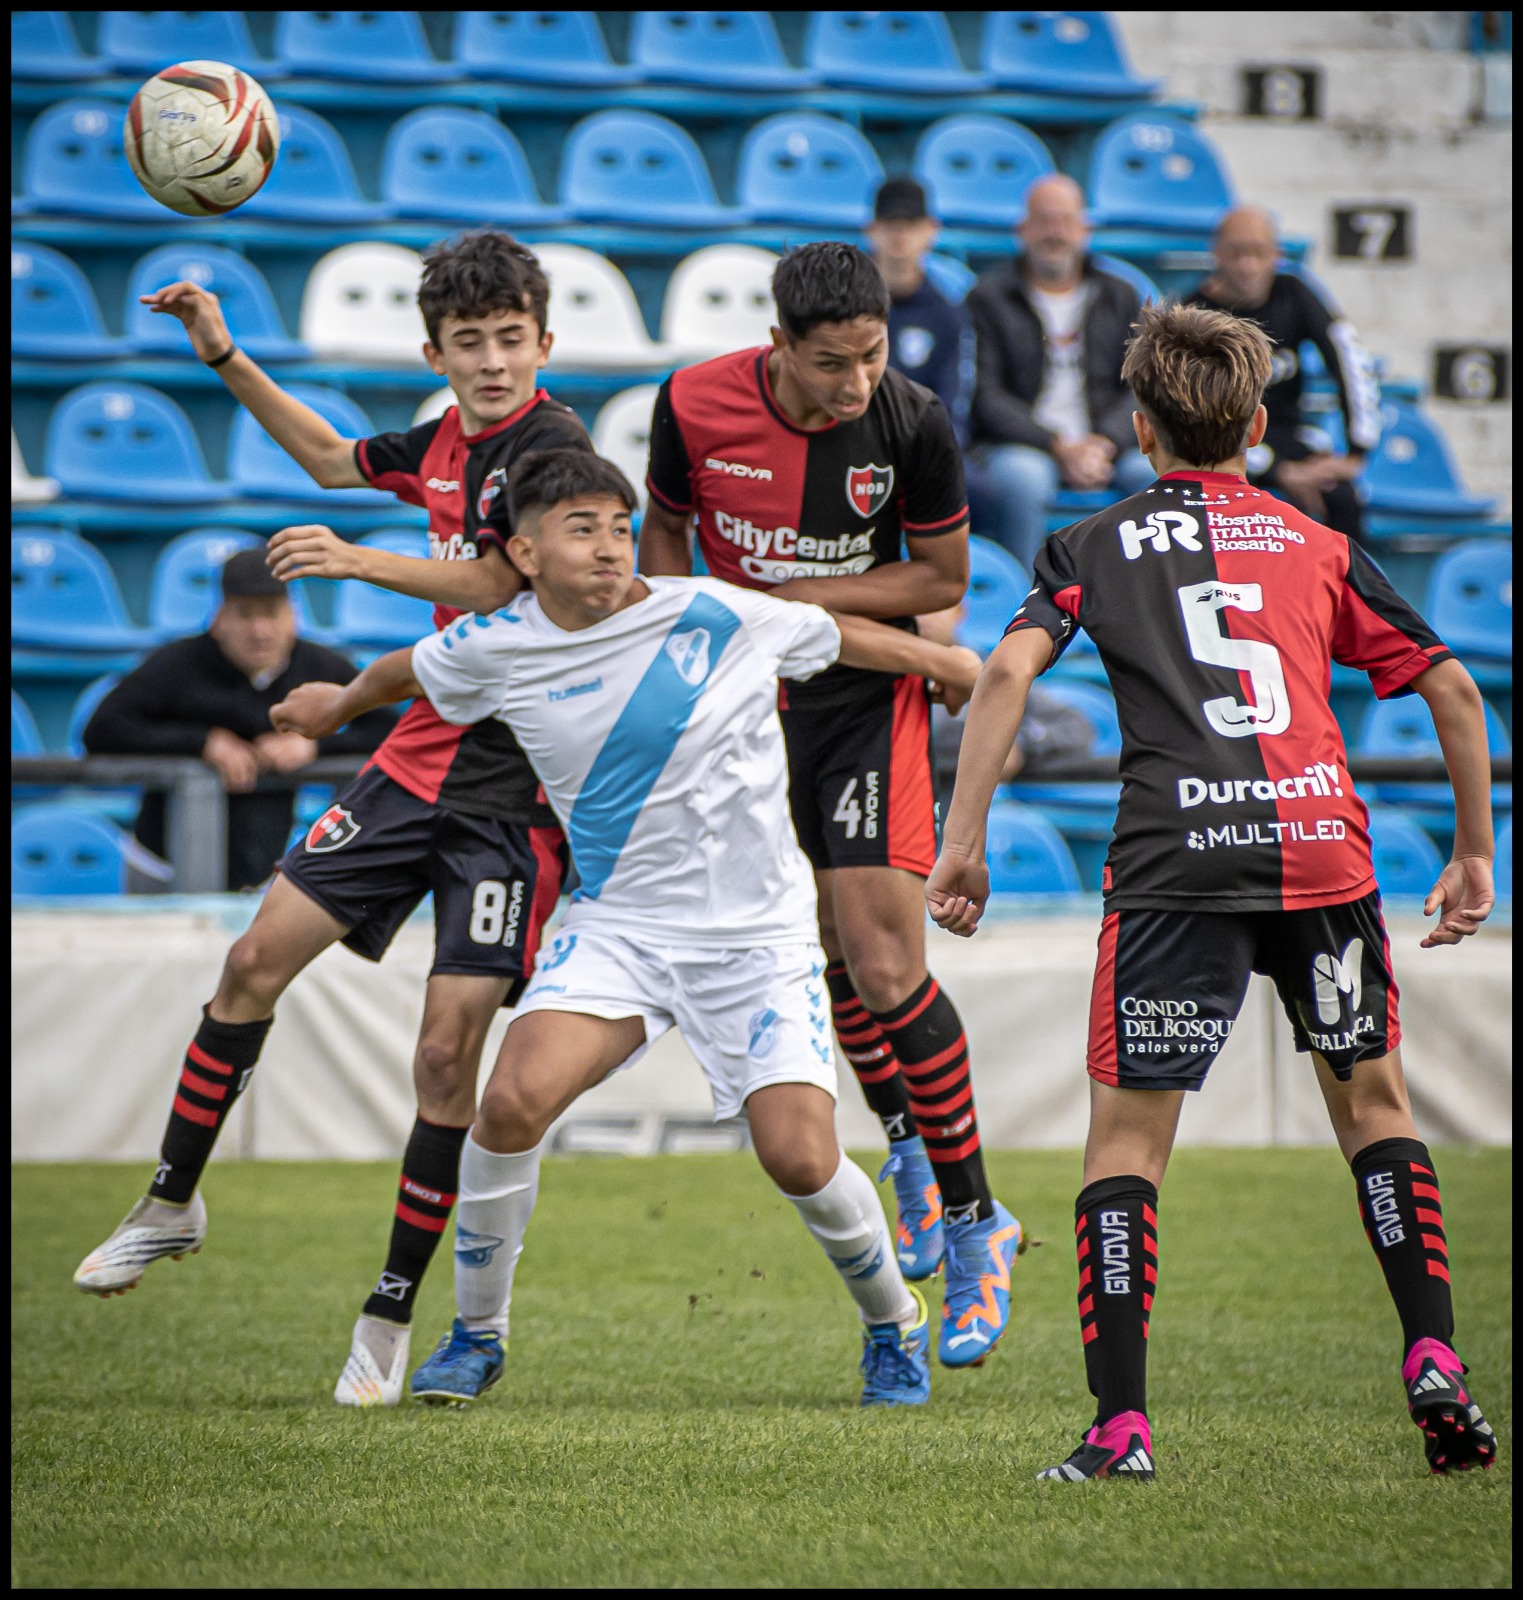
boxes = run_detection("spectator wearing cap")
[83,547,395,890]
[964,174,1154,569]
[866,176,975,441]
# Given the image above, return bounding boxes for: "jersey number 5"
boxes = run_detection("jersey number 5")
[1177,579,1291,739]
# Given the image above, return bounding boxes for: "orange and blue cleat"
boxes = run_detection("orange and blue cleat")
[878,1137,945,1281]
[938,1200,1025,1367]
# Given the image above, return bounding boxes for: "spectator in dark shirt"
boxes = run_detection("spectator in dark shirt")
[83,548,395,889]
[1183,206,1381,542]
[963,174,1154,569]
[866,176,975,441]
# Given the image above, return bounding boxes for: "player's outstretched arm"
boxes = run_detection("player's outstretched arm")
[266,525,524,613]
[140,281,365,488]
[926,627,1052,937]
[638,502,695,576]
[769,526,970,620]
[1410,658,1496,947]
[270,649,422,741]
[834,614,982,714]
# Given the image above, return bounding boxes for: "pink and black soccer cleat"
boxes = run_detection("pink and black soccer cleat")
[1404,1338,1498,1475]
[1037,1410,1155,1482]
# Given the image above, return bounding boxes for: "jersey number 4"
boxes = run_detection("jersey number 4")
[1177,579,1291,739]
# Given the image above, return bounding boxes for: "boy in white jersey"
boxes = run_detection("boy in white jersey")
[273,449,989,1408]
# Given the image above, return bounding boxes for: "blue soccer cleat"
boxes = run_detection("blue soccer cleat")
[879,1137,945,1281]
[938,1200,1026,1368]
[409,1317,505,1407]
[860,1284,931,1407]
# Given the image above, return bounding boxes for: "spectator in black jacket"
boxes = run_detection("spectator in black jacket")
[964,174,1153,568]
[866,176,974,442]
[1183,206,1381,542]
[84,548,395,890]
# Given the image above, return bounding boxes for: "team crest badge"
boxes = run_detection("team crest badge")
[477,465,507,522]
[846,462,894,519]
[305,804,360,853]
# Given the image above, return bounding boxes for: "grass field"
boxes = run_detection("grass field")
[12,1149,1512,1588]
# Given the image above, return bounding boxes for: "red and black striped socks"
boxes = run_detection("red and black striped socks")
[824,962,916,1144]
[1075,1174,1158,1424]
[1350,1137,1455,1355]
[149,1008,272,1205]
[868,975,993,1223]
[363,1116,470,1324]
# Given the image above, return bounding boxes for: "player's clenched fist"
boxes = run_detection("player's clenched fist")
[271,681,349,741]
[925,847,990,938]
[137,280,232,363]
[927,644,983,717]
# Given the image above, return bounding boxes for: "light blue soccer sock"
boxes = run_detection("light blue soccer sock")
[785,1152,918,1328]
[454,1132,542,1341]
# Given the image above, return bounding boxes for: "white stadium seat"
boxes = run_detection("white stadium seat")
[591,384,661,512]
[299,242,427,363]
[12,429,59,504]
[660,243,779,360]
[412,386,456,427]
[534,243,676,370]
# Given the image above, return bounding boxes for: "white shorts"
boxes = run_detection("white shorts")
[515,925,837,1121]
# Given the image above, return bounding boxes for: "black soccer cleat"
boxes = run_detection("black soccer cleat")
[1404,1338,1498,1475]
[1037,1410,1155,1482]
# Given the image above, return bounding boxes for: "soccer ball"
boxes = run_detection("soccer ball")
[124,60,279,217]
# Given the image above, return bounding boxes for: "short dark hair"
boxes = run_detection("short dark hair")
[1121,302,1273,466]
[507,448,638,527]
[772,241,891,340]
[417,228,550,345]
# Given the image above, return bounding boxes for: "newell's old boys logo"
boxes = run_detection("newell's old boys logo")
[846,463,894,519]
[477,465,507,522]
[305,804,360,853]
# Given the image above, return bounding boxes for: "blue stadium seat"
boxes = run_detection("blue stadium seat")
[804,12,992,93]
[12,12,105,79]
[382,109,566,225]
[98,10,276,77]
[1497,817,1513,900]
[45,383,231,504]
[561,110,735,227]
[1365,807,1444,897]
[985,801,1083,894]
[981,12,1159,97]
[65,672,122,757]
[913,116,1055,228]
[11,808,139,896]
[957,537,1030,657]
[1087,114,1235,232]
[1033,679,1122,757]
[239,107,389,223]
[1357,400,1496,519]
[1425,539,1512,662]
[21,99,165,218]
[12,690,44,756]
[149,527,260,635]
[630,12,817,89]
[922,254,977,304]
[229,385,394,505]
[11,529,148,651]
[332,530,437,650]
[453,11,638,85]
[12,243,123,359]
[1091,252,1162,304]
[1356,694,1511,761]
[124,244,307,362]
[737,113,884,228]
[274,11,457,81]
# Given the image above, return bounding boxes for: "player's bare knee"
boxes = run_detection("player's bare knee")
[477,1073,551,1151]
[414,1029,476,1101]
[761,1144,839,1197]
[847,952,924,1016]
[217,932,288,1012]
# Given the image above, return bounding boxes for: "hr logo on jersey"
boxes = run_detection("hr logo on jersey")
[846,463,894,519]
[664,627,712,686]
[305,804,359,853]
[477,465,507,521]
[1118,509,1202,561]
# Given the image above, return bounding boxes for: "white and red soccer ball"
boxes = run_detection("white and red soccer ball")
[124,60,279,217]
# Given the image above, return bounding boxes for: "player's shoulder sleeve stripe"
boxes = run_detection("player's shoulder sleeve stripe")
[646,477,692,514]
[903,506,969,535]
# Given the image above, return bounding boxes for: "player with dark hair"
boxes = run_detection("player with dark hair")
[928,302,1500,1481]
[73,229,593,1410]
[640,240,1027,1369]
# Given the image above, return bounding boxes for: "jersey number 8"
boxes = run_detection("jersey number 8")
[1177,578,1291,739]
[469,879,525,946]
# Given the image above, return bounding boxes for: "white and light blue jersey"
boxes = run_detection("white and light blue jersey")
[411,576,841,947]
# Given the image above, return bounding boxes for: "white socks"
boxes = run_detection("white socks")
[785,1152,918,1329]
[453,1132,542,1340]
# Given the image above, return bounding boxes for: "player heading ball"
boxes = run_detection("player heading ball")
[929,303,1499,1482]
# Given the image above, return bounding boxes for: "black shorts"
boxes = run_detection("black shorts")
[1087,891,1401,1090]
[781,676,937,875]
[278,766,566,1005]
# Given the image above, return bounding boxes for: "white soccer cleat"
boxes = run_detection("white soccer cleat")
[72,1192,207,1297]
[334,1316,411,1408]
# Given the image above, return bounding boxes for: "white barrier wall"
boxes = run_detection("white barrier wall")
[10,904,1511,1162]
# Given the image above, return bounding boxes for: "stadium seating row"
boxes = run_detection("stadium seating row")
[15,99,1228,235]
[15,12,1157,99]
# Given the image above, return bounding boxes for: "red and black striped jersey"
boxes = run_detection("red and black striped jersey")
[1006,471,1454,913]
[354,390,589,823]
[646,348,968,707]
